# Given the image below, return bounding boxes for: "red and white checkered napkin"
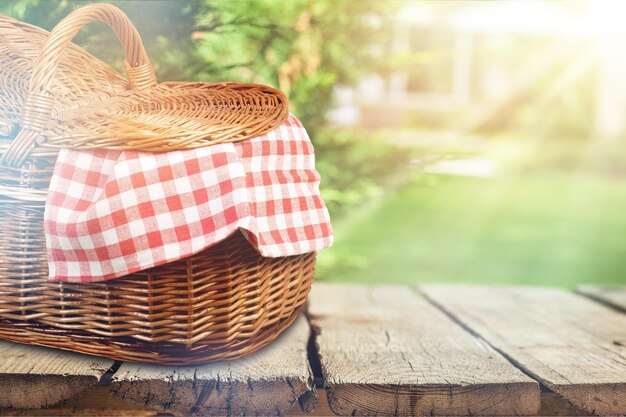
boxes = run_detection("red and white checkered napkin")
[44,115,333,282]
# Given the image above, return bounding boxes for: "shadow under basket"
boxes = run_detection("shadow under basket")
[0,181,316,364]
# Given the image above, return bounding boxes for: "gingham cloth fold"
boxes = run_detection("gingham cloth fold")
[44,114,333,282]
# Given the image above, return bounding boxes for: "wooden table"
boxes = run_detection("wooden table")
[0,283,625,416]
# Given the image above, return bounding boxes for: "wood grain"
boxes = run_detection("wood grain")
[420,285,626,416]
[0,385,593,417]
[308,283,540,416]
[0,386,164,416]
[109,314,314,416]
[538,390,590,416]
[0,340,113,409]
[576,285,626,313]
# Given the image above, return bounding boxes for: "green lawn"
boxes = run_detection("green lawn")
[316,172,626,287]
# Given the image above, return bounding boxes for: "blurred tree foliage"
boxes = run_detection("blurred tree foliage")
[0,0,395,135]
[1,0,409,217]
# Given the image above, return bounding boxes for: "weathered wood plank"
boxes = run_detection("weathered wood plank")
[576,285,626,313]
[0,384,329,417]
[109,314,314,417]
[0,386,164,416]
[308,283,540,416]
[0,341,113,409]
[420,285,626,416]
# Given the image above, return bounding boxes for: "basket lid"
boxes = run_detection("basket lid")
[0,4,288,167]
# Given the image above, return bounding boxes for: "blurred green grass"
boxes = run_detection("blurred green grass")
[317,171,626,287]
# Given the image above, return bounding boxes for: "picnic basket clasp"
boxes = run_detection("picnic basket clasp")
[1,3,157,167]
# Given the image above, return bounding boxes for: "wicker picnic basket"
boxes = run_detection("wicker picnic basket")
[0,4,316,365]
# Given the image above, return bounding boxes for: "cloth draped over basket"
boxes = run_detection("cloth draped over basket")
[45,114,333,282]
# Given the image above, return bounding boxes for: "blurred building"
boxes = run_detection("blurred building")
[330,0,626,140]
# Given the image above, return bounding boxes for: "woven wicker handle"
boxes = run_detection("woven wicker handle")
[1,3,157,167]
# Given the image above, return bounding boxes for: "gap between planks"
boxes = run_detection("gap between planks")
[419,284,626,416]
[576,285,626,314]
[308,283,540,416]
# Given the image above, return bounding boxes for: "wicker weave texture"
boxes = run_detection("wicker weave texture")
[0,286,310,365]
[0,162,316,363]
[0,4,316,365]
